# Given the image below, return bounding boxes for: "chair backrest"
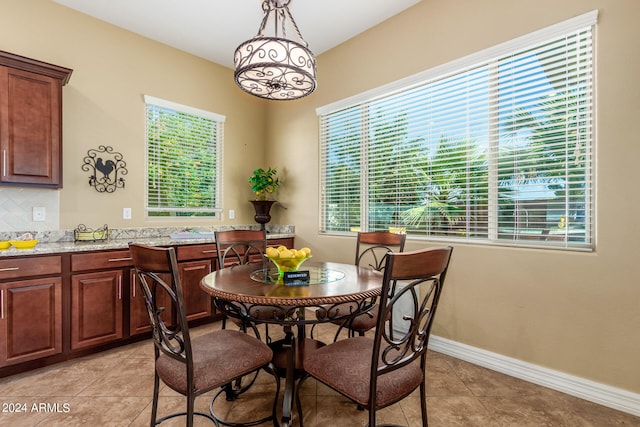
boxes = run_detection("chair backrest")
[215,229,267,269]
[371,246,453,384]
[355,231,406,271]
[129,243,192,364]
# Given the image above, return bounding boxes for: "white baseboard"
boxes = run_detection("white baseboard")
[428,335,640,417]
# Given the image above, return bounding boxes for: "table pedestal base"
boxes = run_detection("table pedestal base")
[269,332,325,427]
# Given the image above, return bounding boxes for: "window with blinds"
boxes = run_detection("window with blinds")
[144,96,224,217]
[319,11,596,250]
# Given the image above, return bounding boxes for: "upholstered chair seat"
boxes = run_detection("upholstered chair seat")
[156,329,273,394]
[304,336,423,408]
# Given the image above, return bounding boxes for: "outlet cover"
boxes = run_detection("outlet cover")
[123,207,132,219]
[33,207,46,222]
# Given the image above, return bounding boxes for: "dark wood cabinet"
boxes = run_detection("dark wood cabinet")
[129,269,173,336]
[70,250,130,350]
[176,244,216,321]
[0,51,72,187]
[129,269,150,336]
[70,270,123,350]
[178,259,213,321]
[0,235,294,376]
[0,256,62,367]
[267,238,295,249]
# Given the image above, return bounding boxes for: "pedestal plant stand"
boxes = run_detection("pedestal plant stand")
[250,200,276,230]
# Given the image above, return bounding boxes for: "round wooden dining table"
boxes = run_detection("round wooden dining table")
[200,260,383,427]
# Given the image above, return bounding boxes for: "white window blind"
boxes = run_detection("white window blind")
[144,96,224,217]
[319,11,596,250]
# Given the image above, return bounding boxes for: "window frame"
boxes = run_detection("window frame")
[318,10,597,251]
[144,95,224,219]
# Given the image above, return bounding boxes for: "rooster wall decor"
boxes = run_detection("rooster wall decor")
[82,145,128,193]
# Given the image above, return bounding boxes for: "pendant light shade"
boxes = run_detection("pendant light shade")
[234,0,317,100]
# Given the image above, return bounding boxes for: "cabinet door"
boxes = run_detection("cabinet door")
[0,277,62,367]
[178,259,212,321]
[71,270,123,350]
[0,66,62,187]
[129,270,173,336]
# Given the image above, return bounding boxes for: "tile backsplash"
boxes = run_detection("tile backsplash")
[0,187,60,231]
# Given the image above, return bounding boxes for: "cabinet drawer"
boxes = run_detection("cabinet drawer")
[267,237,294,248]
[177,244,217,261]
[71,250,133,272]
[0,256,62,280]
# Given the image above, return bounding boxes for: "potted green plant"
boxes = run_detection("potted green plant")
[249,167,280,229]
[249,167,280,200]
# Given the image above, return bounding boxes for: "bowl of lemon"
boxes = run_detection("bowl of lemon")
[265,245,312,277]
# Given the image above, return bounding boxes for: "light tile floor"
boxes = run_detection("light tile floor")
[0,321,638,427]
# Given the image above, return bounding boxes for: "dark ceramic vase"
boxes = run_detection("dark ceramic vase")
[250,200,276,230]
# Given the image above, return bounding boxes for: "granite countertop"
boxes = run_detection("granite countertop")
[0,226,294,258]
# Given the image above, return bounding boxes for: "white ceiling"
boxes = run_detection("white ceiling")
[53,0,422,69]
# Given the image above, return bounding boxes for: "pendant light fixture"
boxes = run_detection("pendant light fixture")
[234,0,317,100]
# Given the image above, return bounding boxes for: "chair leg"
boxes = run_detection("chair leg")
[420,381,429,426]
[187,389,195,427]
[270,364,281,427]
[151,373,160,426]
[368,406,376,427]
[294,374,310,427]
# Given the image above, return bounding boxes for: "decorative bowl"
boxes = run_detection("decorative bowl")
[265,254,312,276]
[9,239,39,250]
[0,241,10,250]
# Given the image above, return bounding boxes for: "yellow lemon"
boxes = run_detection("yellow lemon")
[300,247,311,256]
[266,247,279,258]
[277,245,288,253]
[279,249,294,259]
[294,250,306,259]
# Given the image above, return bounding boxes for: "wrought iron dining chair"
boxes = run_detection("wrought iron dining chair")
[129,243,279,427]
[302,246,453,427]
[332,231,406,341]
[215,229,274,341]
[215,229,268,269]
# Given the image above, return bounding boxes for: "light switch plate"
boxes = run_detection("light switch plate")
[123,207,132,220]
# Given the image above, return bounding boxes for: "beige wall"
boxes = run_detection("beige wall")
[0,0,268,229]
[268,0,640,394]
[2,0,639,396]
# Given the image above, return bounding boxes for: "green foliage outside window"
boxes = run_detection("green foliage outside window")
[146,102,222,217]
[321,19,594,249]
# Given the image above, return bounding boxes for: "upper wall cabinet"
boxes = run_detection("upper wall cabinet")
[0,51,72,188]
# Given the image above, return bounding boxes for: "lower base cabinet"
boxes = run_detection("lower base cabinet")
[0,277,62,367]
[178,259,213,321]
[71,270,123,350]
[130,257,216,336]
[1,235,293,375]
[129,270,173,336]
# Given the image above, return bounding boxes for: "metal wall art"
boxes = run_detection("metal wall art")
[82,145,127,193]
